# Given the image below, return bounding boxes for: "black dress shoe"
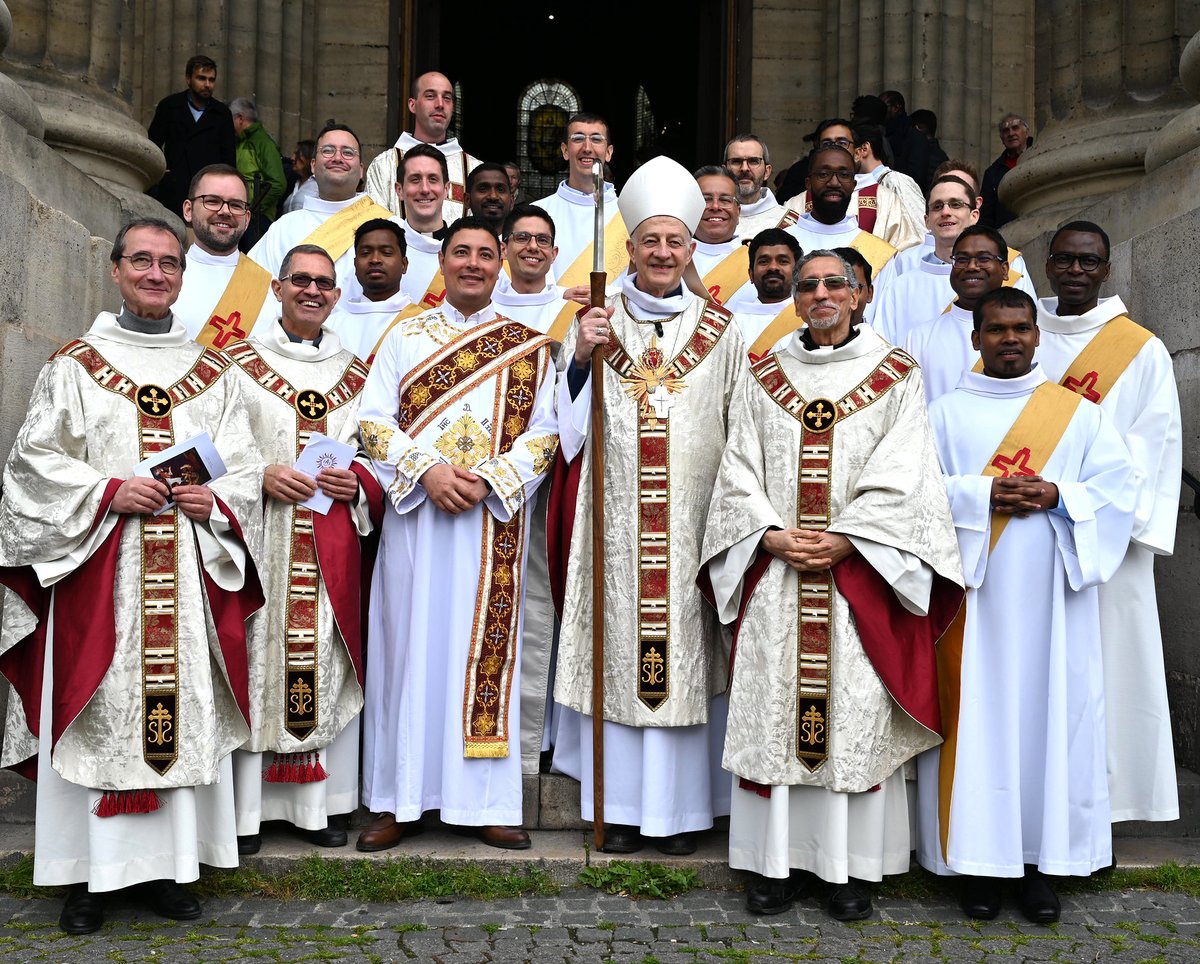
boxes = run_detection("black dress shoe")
[302,824,348,847]
[237,833,262,855]
[597,824,643,853]
[134,879,202,921]
[59,884,104,934]
[1018,867,1060,924]
[655,832,697,856]
[960,875,1002,920]
[746,870,814,915]
[828,878,873,921]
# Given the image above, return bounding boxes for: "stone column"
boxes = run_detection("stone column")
[1000,0,1199,243]
[1145,29,1200,173]
[0,2,42,137]
[1,0,165,216]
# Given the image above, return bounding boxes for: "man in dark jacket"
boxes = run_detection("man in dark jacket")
[981,113,1032,228]
[147,56,237,218]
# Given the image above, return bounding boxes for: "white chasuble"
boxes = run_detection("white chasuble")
[0,314,264,887]
[918,367,1135,877]
[357,304,558,824]
[326,292,416,364]
[1035,296,1183,823]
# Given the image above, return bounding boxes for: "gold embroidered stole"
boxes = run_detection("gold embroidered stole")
[53,339,231,777]
[194,255,273,349]
[301,196,395,262]
[225,341,370,742]
[555,209,630,289]
[935,380,1083,859]
[701,245,750,307]
[750,347,916,771]
[604,301,732,710]
[394,315,551,757]
[747,304,803,361]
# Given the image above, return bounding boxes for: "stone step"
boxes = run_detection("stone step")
[1112,766,1200,837]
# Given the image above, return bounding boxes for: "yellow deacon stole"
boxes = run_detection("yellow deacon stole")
[936,380,1083,860]
[365,270,449,363]
[701,245,750,307]
[747,303,803,361]
[555,209,630,289]
[194,255,273,349]
[301,196,394,262]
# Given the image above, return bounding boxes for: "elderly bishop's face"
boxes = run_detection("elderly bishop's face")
[625,216,694,297]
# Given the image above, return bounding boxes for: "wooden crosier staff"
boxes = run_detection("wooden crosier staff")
[589,159,607,852]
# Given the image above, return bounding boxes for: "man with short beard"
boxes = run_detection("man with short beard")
[364,70,480,220]
[175,164,276,347]
[726,228,803,359]
[466,163,515,235]
[725,135,784,237]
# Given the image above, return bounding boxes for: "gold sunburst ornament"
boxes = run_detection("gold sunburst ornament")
[621,336,686,429]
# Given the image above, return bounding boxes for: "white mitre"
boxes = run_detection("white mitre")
[618,156,705,235]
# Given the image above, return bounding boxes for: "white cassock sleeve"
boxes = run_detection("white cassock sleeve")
[1122,340,1183,554]
[555,322,592,463]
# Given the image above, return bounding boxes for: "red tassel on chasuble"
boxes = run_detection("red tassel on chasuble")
[263,751,328,784]
[92,789,162,817]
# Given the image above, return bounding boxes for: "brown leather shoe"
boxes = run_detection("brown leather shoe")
[356,812,421,852]
[476,825,532,850]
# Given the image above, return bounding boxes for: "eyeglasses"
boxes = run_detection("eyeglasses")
[190,194,250,215]
[119,254,182,275]
[818,137,853,149]
[701,193,738,205]
[507,231,554,248]
[725,155,764,168]
[929,198,972,212]
[280,273,336,290]
[1047,253,1108,271]
[809,169,855,183]
[950,252,1005,267]
[797,275,852,292]
[567,133,608,146]
[318,144,359,159]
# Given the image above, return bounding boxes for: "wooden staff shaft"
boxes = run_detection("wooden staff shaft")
[589,269,607,853]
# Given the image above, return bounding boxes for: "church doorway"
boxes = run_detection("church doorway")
[394,0,744,195]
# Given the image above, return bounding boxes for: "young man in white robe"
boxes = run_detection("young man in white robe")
[550,156,749,857]
[175,164,276,347]
[390,144,451,310]
[227,244,384,855]
[1034,221,1183,826]
[356,217,559,852]
[701,249,963,921]
[917,286,1135,923]
[534,112,623,289]
[691,166,749,308]
[363,70,479,221]
[725,135,784,237]
[326,219,415,364]
[725,228,803,359]
[493,204,571,337]
[250,124,391,292]
[905,225,1011,403]
[0,219,264,933]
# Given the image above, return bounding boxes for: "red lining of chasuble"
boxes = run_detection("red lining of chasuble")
[546,449,582,619]
[202,495,265,729]
[0,566,49,780]
[854,183,879,233]
[830,553,964,736]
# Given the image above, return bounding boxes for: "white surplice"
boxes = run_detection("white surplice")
[693,237,751,307]
[871,253,952,347]
[1035,295,1183,823]
[175,246,278,342]
[738,189,786,239]
[904,303,979,403]
[357,302,558,825]
[721,289,797,356]
[228,323,376,834]
[917,366,1135,877]
[326,291,414,363]
[492,283,569,335]
[0,313,263,889]
[534,180,619,285]
[363,132,479,221]
[249,193,373,291]
[702,325,962,883]
[393,218,443,308]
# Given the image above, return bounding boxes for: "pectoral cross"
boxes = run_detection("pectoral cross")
[648,384,676,420]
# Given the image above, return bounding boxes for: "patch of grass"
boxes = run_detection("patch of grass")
[869,861,1200,900]
[393,923,428,934]
[578,861,701,899]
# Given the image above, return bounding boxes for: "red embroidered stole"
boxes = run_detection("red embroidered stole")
[750,347,916,770]
[603,301,733,711]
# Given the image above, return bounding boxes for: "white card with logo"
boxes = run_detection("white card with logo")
[294,433,357,515]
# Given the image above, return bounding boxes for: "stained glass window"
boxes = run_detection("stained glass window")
[516,79,581,199]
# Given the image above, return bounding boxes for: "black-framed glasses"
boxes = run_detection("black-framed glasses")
[119,254,182,275]
[818,137,853,149]
[809,169,855,183]
[1047,253,1108,271]
[190,194,250,215]
[797,275,852,292]
[281,273,336,291]
[950,252,1005,267]
[506,231,554,248]
[725,155,765,168]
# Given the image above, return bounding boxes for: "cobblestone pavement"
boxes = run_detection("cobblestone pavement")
[2,886,1200,962]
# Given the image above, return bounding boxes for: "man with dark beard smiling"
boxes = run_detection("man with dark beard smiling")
[726,228,803,360]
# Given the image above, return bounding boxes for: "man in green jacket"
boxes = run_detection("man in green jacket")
[231,97,287,250]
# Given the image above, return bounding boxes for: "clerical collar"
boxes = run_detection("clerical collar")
[556,179,617,206]
[622,276,691,320]
[343,292,410,314]
[799,325,859,352]
[279,318,322,347]
[798,213,859,235]
[959,363,1046,398]
[740,190,777,215]
[1036,294,1127,334]
[117,304,173,335]
[186,244,239,265]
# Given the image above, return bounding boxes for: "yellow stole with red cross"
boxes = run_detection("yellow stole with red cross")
[935,380,1083,859]
[52,339,230,810]
[224,341,370,780]
[397,316,552,756]
[301,196,394,262]
[750,347,916,770]
[701,245,750,308]
[193,255,273,349]
[602,300,733,711]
